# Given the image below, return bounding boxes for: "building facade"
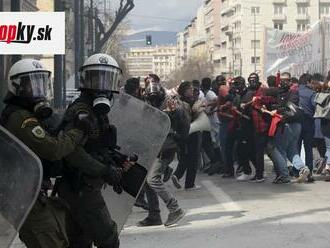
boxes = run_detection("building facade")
[217,0,326,78]
[177,0,330,79]
[126,45,176,82]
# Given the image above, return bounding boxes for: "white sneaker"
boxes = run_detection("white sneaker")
[296,166,310,183]
[237,174,254,182]
[185,185,202,191]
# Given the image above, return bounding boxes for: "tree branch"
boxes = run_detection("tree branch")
[95,0,134,52]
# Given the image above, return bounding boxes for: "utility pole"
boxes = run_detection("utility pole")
[54,0,65,109]
[11,0,21,65]
[0,0,4,111]
[253,6,257,72]
[74,0,81,88]
[80,0,85,63]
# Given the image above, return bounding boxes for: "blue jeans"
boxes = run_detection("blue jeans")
[299,117,315,171]
[254,134,288,178]
[276,123,305,171]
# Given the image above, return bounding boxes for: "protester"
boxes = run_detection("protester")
[298,73,316,182]
[172,81,203,190]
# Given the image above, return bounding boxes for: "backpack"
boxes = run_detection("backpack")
[314,93,330,119]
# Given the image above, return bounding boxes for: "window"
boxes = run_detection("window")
[251,7,260,14]
[221,57,227,66]
[320,4,330,15]
[297,6,308,15]
[251,56,260,64]
[234,53,241,60]
[274,5,283,15]
[297,22,309,32]
[234,21,241,31]
[251,40,261,49]
[235,5,241,14]
[274,22,283,30]
[234,37,241,48]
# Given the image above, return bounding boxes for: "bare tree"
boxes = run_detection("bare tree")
[95,0,134,52]
[166,56,214,88]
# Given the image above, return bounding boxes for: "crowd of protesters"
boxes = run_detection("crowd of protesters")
[125,71,330,188]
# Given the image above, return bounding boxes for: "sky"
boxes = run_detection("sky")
[124,0,203,33]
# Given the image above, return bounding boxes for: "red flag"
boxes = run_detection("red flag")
[268,113,283,137]
[275,70,281,87]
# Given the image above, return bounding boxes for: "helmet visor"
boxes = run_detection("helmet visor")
[16,72,50,98]
[81,65,121,92]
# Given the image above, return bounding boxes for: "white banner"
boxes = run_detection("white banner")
[0,12,65,55]
[265,21,323,77]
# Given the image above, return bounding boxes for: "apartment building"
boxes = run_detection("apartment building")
[218,0,330,78]
[126,46,176,82]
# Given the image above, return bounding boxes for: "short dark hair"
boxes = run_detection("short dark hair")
[291,77,299,84]
[192,80,201,89]
[298,73,312,85]
[124,78,140,95]
[281,72,291,79]
[178,81,192,96]
[311,73,324,83]
[267,75,276,87]
[215,75,226,85]
[201,77,212,91]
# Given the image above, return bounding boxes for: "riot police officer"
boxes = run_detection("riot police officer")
[0,59,87,248]
[58,53,130,248]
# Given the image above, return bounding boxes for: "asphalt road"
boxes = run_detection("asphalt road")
[121,172,330,248]
[10,160,330,248]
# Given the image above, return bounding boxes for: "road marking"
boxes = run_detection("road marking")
[201,180,242,211]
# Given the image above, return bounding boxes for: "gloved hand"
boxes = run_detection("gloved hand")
[104,166,123,194]
[74,111,93,134]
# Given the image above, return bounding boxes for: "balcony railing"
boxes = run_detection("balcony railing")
[272,14,287,21]
[296,13,310,20]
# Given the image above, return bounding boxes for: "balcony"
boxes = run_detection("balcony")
[272,14,287,21]
[296,13,310,20]
[221,24,229,31]
[295,0,309,3]
[225,30,233,37]
[273,0,286,3]
[221,6,234,16]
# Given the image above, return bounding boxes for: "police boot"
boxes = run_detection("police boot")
[137,213,162,227]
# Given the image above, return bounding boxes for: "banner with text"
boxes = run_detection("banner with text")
[264,21,324,77]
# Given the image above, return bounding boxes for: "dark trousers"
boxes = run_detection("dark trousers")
[58,178,119,248]
[224,132,237,175]
[225,127,256,175]
[174,132,202,189]
[314,138,326,158]
[19,198,69,248]
[237,126,256,175]
[254,134,269,178]
[298,117,315,171]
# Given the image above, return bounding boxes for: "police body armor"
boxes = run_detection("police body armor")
[60,95,118,191]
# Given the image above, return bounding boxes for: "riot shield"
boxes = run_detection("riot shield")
[0,125,42,248]
[106,93,171,231]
